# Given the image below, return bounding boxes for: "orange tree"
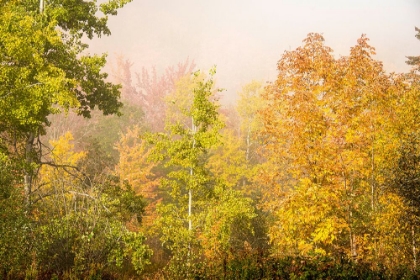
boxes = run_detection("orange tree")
[259,33,416,270]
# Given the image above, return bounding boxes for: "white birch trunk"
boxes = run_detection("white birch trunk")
[189,117,196,232]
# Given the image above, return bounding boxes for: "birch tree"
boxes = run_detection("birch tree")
[149,68,255,278]
[148,68,223,275]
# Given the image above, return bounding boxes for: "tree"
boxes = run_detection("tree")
[234,80,267,202]
[115,125,159,229]
[260,33,346,257]
[389,43,420,269]
[259,33,415,269]
[406,27,420,70]
[0,0,131,206]
[110,56,196,132]
[149,68,255,278]
[393,26,420,220]
[149,68,223,274]
[135,59,196,132]
[237,81,265,167]
[0,150,32,278]
[34,131,151,278]
[207,130,247,189]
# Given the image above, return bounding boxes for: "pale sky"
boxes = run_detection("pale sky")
[89,0,420,103]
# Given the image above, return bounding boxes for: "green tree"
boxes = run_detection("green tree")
[406,27,420,69]
[0,0,130,206]
[149,68,223,274]
[149,68,255,278]
[0,151,32,278]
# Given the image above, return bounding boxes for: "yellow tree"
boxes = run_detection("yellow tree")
[328,36,414,266]
[236,80,267,196]
[387,43,420,269]
[260,33,346,257]
[208,80,266,198]
[37,131,86,217]
[115,126,159,229]
[207,130,247,189]
[259,33,414,267]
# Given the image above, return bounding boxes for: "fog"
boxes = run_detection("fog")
[89,0,420,103]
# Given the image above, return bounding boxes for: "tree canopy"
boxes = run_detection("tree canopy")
[1,5,420,277]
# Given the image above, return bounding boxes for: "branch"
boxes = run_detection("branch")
[40,161,81,172]
[68,190,95,199]
[67,191,112,213]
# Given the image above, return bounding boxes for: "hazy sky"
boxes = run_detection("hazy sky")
[89,0,420,103]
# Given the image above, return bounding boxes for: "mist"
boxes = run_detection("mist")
[89,0,420,103]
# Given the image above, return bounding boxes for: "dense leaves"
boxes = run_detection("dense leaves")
[1,3,420,276]
[259,33,420,272]
[146,69,256,278]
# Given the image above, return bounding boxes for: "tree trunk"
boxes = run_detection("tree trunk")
[24,132,35,207]
[243,125,251,187]
[343,169,357,261]
[349,210,357,260]
[189,117,196,233]
[413,225,417,271]
[188,185,192,232]
[371,144,375,212]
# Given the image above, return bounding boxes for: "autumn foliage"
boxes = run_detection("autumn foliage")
[1,6,420,277]
[259,33,419,272]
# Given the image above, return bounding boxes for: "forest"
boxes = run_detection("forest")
[1,0,420,279]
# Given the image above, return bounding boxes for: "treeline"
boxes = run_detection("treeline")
[1,0,420,279]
